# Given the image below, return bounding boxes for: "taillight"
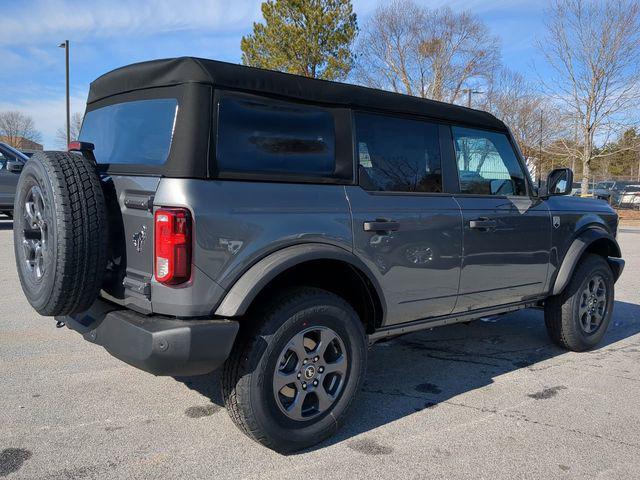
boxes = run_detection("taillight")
[154,208,192,285]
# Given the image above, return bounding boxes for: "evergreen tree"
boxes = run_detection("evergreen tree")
[241,0,357,80]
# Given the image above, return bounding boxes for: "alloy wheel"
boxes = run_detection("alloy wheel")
[21,185,49,281]
[578,274,607,334]
[273,326,347,421]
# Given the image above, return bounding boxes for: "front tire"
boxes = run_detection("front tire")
[544,254,615,351]
[221,287,367,453]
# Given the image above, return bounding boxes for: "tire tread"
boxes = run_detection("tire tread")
[14,151,108,316]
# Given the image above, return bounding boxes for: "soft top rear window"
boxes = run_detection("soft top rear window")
[80,98,178,166]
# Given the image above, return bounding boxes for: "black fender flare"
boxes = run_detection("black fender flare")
[551,228,623,296]
[214,243,386,318]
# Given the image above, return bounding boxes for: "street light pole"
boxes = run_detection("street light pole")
[58,40,70,147]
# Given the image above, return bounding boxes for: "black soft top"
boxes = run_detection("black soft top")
[88,57,506,131]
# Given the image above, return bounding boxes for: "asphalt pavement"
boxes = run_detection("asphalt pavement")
[2,217,640,479]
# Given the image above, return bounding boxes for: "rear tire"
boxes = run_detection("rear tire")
[544,254,614,351]
[221,287,367,453]
[13,151,108,316]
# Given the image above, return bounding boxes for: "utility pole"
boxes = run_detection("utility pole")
[58,40,70,147]
[462,88,482,108]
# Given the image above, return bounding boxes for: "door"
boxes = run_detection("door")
[450,126,551,312]
[0,146,20,207]
[347,112,463,326]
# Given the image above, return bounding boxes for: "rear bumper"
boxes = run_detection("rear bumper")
[59,298,239,376]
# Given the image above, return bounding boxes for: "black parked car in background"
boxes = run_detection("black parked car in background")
[0,142,27,218]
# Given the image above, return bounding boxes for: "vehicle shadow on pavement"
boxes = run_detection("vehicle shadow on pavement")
[175,300,640,454]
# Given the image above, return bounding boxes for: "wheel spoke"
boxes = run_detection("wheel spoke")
[315,386,334,412]
[324,355,347,376]
[287,335,307,363]
[585,315,592,333]
[288,391,305,419]
[34,190,45,220]
[578,302,587,317]
[319,329,338,356]
[274,370,298,391]
[24,201,36,227]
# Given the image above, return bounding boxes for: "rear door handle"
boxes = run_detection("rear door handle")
[363,220,400,233]
[469,218,497,230]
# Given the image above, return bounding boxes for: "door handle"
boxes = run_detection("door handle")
[469,218,497,230]
[363,220,400,233]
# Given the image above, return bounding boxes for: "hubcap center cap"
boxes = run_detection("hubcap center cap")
[304,365,316,380]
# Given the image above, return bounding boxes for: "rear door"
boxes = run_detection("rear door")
[347,112,463,326]
[450,126,551,312]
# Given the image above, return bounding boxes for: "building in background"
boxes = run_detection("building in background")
[0,136,43,157]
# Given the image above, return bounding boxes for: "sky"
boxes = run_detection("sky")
[0,0,550,149]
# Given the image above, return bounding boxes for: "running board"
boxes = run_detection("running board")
[368,300,540,345]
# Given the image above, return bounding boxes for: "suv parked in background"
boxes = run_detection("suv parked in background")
[13,58,624,453]
[0,142,26,217]
[594,180,635,205]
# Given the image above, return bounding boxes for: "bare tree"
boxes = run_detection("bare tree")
[482,69,563,180]
[354,0,500,103]
[55,112,84,149]
[0,111,42,148]
[539,0,640,193]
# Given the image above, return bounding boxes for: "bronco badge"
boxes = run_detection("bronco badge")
[132,226,147,253]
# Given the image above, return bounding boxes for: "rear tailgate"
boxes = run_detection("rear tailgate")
[101,175,159,313]
[79,97,179,313]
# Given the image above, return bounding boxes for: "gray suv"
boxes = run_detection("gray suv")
[13,57,624,453]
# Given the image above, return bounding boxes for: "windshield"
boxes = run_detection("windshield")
[79,98,178,165]
[595,182,614,189]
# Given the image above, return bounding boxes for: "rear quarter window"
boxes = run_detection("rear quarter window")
[79,98,178,165]
[216,94,336,178]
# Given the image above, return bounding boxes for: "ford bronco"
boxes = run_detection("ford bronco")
[13,57,624,453]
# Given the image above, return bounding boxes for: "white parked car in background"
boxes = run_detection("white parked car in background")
[617,185,640,209]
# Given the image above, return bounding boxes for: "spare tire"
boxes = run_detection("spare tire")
[13,151,108,316]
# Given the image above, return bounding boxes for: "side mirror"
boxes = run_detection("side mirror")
[545,168,573,196]
[7,160,23,173]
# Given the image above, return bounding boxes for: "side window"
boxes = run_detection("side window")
[216,94,336,177]
[0,150,7,170]
[355,113,442,193]
[452,127,527,196]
